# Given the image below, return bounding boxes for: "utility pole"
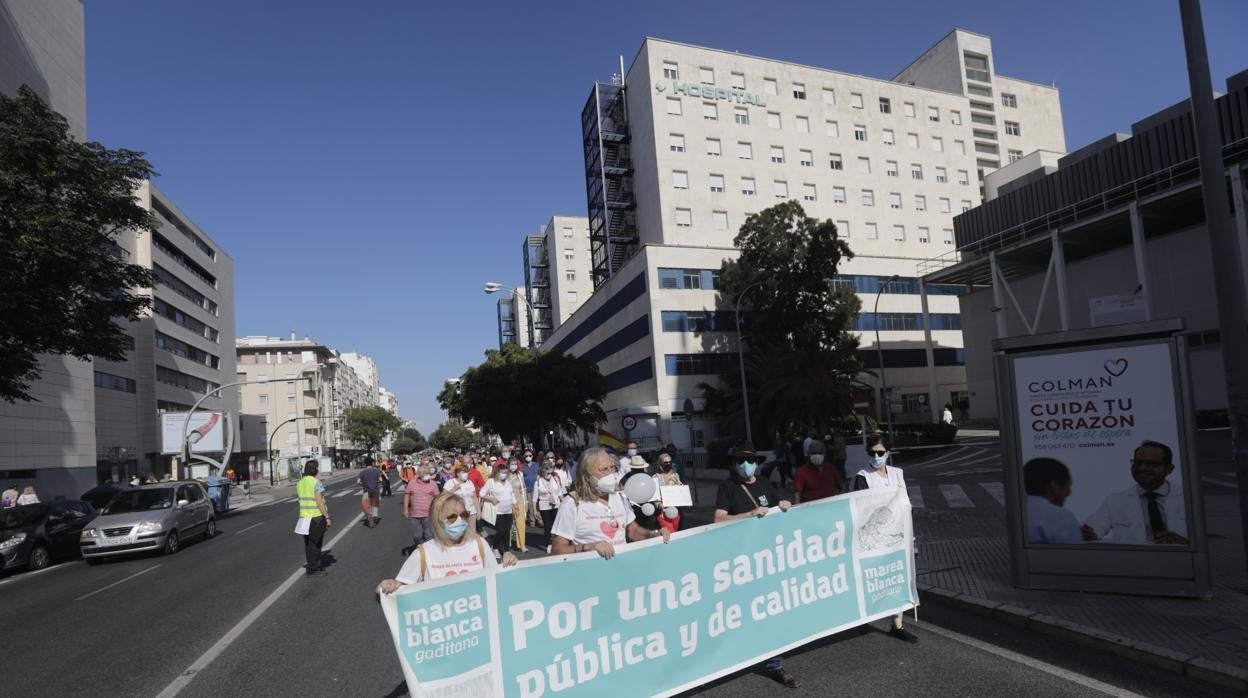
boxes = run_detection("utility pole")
[1178,0,1248,569]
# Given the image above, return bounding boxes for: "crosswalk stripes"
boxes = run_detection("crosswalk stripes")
[332,489,358,499]
[937,484,975,508]
[906,486,925,508]
[910,481,1007,510]
[980,482,1006,506]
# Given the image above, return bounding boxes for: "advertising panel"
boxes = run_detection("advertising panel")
[161,411,225,454]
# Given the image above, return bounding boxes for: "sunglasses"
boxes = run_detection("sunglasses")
[443,512,468,524]
[869,449,889,456]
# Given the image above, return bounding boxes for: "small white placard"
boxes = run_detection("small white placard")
[659,485,692,507]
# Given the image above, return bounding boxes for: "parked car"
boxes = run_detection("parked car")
[80,481,215,563]
[0,501,98,573]
[80,482,127,510]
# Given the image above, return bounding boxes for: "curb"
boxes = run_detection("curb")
[917,583,1248,693]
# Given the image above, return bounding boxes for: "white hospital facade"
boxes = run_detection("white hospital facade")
[508,30,1067,451]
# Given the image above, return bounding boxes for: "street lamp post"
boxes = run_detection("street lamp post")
[874,275,900,439]
[734,279,768,446]
[485,282,536,348]
[180,376,285,479]
[266,414,327,485]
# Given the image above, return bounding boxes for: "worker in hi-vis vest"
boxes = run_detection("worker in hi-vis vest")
[295,460,332,576]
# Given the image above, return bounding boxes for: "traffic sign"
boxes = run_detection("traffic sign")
[621,415,637,432]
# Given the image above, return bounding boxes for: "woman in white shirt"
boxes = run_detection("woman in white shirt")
[16,486,39,506]
[478,466,516,560]
[378,492,516,593]
[549,447,670,559]
[532,464,566,553]
[443,465,479,533]
[850,435,918,644]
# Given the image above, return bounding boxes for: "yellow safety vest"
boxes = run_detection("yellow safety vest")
[296,476,322,519]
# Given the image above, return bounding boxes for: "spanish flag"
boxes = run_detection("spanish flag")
[597,427,623,450]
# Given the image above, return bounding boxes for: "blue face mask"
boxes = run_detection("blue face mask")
[739,461,758,478]
[444,519,469,539]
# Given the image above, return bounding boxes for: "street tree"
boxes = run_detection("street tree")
[438,343,606,447]
[0,86,158,402]
[429,421,475,451]
[341,405,403,457]
[700,201,862,440]
[396,426,427,452]
[391,436,419,455]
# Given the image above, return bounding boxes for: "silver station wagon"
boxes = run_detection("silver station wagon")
[80,481,216,562]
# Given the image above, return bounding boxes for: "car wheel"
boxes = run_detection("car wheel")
[28,545,51,571]
[205,517,216,540]
[162,530,180,555]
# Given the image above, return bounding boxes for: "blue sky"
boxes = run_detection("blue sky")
[83,0,1247,432]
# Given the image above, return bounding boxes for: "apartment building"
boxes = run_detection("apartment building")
[497,287,531,348]
[539,30,1065,450]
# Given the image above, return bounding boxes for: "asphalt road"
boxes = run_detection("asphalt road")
[0,473,1225,697]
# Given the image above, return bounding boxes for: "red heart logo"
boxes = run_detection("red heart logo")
[600,520,619,537]
[471,556,479,563]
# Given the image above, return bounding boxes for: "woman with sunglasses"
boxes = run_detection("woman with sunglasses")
[378,492,517,594]
[850,434,919,643]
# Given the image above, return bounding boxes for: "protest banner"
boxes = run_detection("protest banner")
[379,487,916,697]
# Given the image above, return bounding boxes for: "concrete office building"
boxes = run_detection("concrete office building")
[379,387,399,451]
[497,287,531,348]
[508,216,593,347]
[0,0,95,495]
[922,69,1248,420]
[536,31,1065,450]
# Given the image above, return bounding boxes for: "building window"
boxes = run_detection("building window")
[910,164,923,180]
[935,166,948,183]
[864,222,878,239]
[731,72,746,89]
[832,186,847,204]
[712,210,729,230]
[836,220,849,237]
[903,101,916,118]
[972,112,996,126]
[703,102,718,121]
[741,177,756,196]
[854,125,867,142]
[943,229,954,246]
[738,141,753,159]
[565,270,576,281]
[829,153,843,170]
[792,82,807,100]
[706,138,721,156]
[734,107,749,125]
[892,225,906,241]
[568,290,578,304]
[879,97,891,114]
[1001,93,1017,108]
[888,192,902,209]
[861,189,875,207]
[670,133,685,152]
[821,88,836,105]
[672,170,689,189]
[850,92,864,109]
[699,66,715,84]
[94,371,136,393]
[964,52,991,82]
[287,393,296,405]
[661,311,734,332]
[951,110,962,126]
[770,145,785,163]
[257,393,269,406]
[1009,149,1023,162]
[156,366,219,393]
[773,180,789,199]
[928,106,940,122]
[663,62,679,80]
[675,208,692,227]
[658,268,721,290]
[914,195,927,211]
[666,98,682,115]
[939,197,951,213]
[563,247,574,260]
[906,132,919,149]
[155,331,220,368]
[664,353,739,376]
[957,170,970,185]
[955,139,967,155]
[561,226,573,238]
[882,129,895,146]
[1005,121,1021,136]
[802,183,817,201]
[767,112,781,129]
[931,136,944,152]
[857,157,871,174]
[763,78,778,95]
[885,160,899,177]
[961,199,972,212]
[825,120,839,138]
[918,226,930,243]
[795,115,810,133]
[709,174,725,192]
[967,84,993,98]
[799,149,814,167]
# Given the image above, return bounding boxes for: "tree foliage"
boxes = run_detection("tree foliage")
[438,343,607,446]
[341,405,402,456]
[391,436,419,455]
[395,426,427,452]
[429,421,475,451]
[701,201,862,440]
[0,86,158,402]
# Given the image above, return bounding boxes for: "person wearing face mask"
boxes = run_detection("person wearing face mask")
[794,440,844,504]
[444,465,479,533]
[654,453,682,486]
[509,457,530,553]
[378,492,517,596]
[437,460,456,487]
[619,440,639,473]
[850,435,918,643]
[550,447,671,559]
[532,464,566,553]
[478,465,517,560]
[404,465,442,550]
[713,443,796,688]
[552,457,571,493]
[521,450,541,494]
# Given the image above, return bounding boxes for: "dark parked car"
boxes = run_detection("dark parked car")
[0,501,98,573]
[81,483,127,510]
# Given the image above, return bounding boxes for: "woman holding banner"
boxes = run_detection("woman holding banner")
[378,492,517,593]
[850,435,919,644]
[549,447,670,560]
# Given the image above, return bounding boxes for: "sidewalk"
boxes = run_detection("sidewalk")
[223,468,365,513]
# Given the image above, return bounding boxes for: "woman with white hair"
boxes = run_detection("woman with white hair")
[549,447,670,559]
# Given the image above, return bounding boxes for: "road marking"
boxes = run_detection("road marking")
[234,522,265,535]
[154,512,365,698]
[907,486,925,508]
[333,489,357,498]
[922,622,1145,697]
[75,565,161,601]
[0,560,79,587]
[980,481,1006,506]
[938,484,975,508]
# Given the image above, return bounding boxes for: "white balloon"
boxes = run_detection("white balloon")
[623,473,658,504]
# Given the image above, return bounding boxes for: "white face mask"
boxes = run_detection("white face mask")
[595,472,620,494]
[871,452,889,467]
[809,454,825,465]
[420,475,432,482]
[627,448,637,457]
[457,472,468,482]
